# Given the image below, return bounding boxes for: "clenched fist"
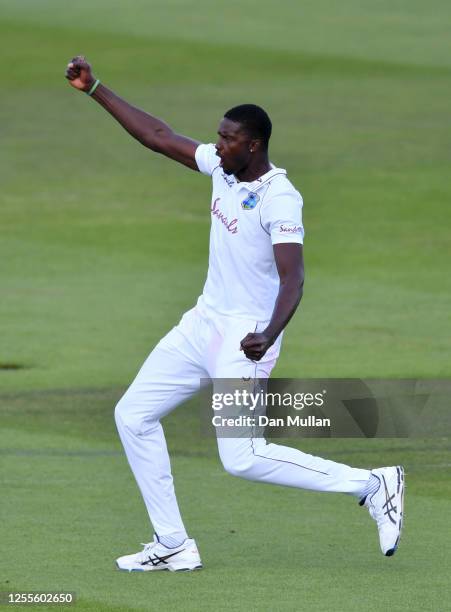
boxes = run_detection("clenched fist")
[240,331,274,362]
[65,55,96,92]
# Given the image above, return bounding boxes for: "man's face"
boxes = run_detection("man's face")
[215,118,253,176]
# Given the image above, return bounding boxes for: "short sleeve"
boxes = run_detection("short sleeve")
[195,143,220,176]
[260,192,304,245]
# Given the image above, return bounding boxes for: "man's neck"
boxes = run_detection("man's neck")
[235,156,271,183]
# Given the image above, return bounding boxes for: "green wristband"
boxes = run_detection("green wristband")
[86,79,100,96]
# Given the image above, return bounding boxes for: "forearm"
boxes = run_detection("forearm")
[91,83,173,151]
[264,278,304,343]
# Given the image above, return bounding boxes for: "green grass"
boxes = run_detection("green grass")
[1,1,451,610]
[1,389,451,611]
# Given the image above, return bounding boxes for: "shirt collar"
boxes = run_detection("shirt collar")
[233,165,287,192]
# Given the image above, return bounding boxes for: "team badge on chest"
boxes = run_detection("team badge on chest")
[241,192,260,210]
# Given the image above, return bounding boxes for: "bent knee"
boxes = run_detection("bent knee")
[114,394,148,436]
[114,396,132,428]
[221,457,255,480]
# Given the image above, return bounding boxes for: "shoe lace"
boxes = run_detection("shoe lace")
[138,541,157,563]
[369,476,398,526]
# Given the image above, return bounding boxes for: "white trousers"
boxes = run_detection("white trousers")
[115,303,370,538]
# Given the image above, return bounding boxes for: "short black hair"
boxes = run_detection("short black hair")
[224,104,272,149]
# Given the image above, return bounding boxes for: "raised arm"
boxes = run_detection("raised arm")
[65,55,199,170]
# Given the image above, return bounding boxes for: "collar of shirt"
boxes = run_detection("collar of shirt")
[232,165,287,193]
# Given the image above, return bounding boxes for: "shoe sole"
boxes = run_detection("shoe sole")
[116,562,203,573]
[385,466,404,557]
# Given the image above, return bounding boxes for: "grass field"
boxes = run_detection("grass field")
[1,1,451,610]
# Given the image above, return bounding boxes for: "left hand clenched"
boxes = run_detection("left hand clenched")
[240,332,273,361]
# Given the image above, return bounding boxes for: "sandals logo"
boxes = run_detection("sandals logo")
[211,198,238,234]
[280,224,302,233]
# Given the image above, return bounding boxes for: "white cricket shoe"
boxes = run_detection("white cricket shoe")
[116,536,202,572]
[360,466,405,556]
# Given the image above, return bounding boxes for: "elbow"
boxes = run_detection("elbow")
[147,127,173,154]
[294,284,303,308]
[290,277,303,308]
[138,128,171,153]
[280,275,303,304]
[298,276,304,302]
[290,273,304,303]
[141,136,163,153]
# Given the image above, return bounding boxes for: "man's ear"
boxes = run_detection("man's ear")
[249,138,262,153]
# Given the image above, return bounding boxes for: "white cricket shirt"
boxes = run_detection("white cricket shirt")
[195,144,304,321]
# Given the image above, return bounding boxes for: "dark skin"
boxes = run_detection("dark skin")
[65,56,304,361]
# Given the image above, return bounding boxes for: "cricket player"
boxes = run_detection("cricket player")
[65,56,404,572]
